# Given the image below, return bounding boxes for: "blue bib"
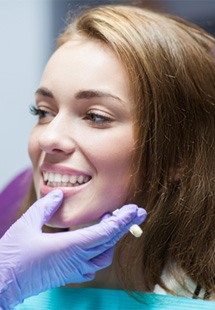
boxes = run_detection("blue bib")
[15,287,215,309]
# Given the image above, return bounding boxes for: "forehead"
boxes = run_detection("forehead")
[43,37,124,79]
[40,37,132,104]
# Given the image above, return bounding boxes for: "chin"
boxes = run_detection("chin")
[45,213,77,229]
[45,209,100,230]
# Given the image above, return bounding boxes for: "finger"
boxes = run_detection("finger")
[90,205,147,247]
[63,271,96,285]
[65,205,146,249]
[21,189,63,229]
[88,211,145,257]
[90,247,114,270]
[78,273,96,283]
[101,213,112,220]
[74,248,114,276]
[83,209,146,260]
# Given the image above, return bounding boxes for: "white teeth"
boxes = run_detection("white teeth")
[78,175,84,184]
[44,172,49,181]
[62,174,69,183]
[49,173,54,182]
[83,176,90,183]
[54,173,61,182]
[70,175,76,183]
[42,172,91,187]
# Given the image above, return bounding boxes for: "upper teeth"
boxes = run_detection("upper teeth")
[43,172,90,187]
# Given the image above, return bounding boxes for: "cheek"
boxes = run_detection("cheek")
[89,131,135,187]
[98,133,134,170]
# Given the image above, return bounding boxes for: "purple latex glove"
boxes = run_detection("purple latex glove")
[0,189,146,309]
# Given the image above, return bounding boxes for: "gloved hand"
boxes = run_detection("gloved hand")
[0,189,146,309]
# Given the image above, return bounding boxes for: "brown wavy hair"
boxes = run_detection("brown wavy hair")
[22,5,215,296]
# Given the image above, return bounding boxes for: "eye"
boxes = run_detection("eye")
[85,112,113,127]
[30,105,54,123]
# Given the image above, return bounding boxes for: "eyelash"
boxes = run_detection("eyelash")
[85,112,112,125]
[30,105,113,126]
[30,105,53,120]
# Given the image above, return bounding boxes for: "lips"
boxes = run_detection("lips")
[43,171,91,187]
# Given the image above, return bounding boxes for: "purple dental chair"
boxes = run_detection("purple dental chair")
[0,168,32,238]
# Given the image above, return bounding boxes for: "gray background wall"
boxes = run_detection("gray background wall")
[0,0,214,191]
[0,0,52,190]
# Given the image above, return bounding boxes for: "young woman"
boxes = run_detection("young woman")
[3,3,215,309]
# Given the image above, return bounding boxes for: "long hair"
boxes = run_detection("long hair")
[23,5,215,296]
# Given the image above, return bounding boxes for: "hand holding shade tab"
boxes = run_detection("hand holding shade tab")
[113,208,143,238]
[0,190,146,309]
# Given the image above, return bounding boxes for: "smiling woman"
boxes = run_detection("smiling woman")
[28,37,134,229]
[5,3,215,309]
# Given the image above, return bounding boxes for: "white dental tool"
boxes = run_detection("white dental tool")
[113,209,143,238]
[129,224,143,238]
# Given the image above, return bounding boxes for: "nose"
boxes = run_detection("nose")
[38,114,76,155]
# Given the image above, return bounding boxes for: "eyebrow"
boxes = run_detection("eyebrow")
[35,87,125,104]
[35,87,54,98]
[75,89,123,103]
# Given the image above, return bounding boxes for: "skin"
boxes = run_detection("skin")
[29,35,135,229]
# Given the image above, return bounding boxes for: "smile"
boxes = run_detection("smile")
[42,171,91,187]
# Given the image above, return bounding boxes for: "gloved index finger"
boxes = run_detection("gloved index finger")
[66,204,146,249]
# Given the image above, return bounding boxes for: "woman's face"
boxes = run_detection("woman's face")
[29,36,135,228]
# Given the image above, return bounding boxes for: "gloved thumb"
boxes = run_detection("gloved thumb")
[101,213,112,221]
[21,189,63,230]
